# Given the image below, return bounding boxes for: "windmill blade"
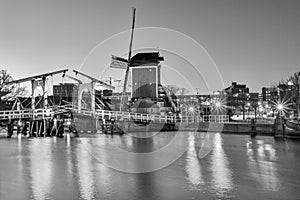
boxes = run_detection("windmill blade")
[110,55,128,69]
[121,7,136,111]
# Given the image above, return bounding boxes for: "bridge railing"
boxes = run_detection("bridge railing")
[93,109,230,124]
[178,115,229,123]
[0,109,32,120]
[0,108,54,120]
[95,110,176,123]
[32,109,54,119]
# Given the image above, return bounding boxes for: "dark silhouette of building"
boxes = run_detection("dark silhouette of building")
[224,82,249,95]
[53,83,78,105]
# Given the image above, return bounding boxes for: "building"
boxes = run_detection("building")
[224,82,249,95]
[249,92,259,101]
[53,83,78,105]
[261,86,279,102]
[261,87,269,101]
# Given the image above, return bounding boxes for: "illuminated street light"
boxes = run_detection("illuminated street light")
[272,97,294,118]
[188,106,195,113]
[185,101,198,115]
[277,104,283,111]
[215,101,221,108]
[212,99,227,115]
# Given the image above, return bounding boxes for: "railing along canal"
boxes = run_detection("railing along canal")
[0,105,229,124]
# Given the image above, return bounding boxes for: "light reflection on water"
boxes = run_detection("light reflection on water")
[185,134,203,187]
[76,142,96,200]
[0,132,300,200]
[246,139,279,191]
[29,139,53,200]
[208,133,234,198]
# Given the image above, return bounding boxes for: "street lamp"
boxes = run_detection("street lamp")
[188,106,195,113]
[215,101,221,108]
[277,103,283,110]
[276,103,284,117]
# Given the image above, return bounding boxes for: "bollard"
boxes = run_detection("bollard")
[250,118,257,138]
[282,117,286,139]
[273,118,277,137]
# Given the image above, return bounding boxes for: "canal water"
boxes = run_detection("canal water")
[0,132,300,200]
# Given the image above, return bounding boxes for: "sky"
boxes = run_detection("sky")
[0,0,300,94]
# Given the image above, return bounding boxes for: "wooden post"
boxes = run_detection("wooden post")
[31,80,35,110]
[282,117,286,139]
[43,119,47,137]
[42,76,48,109]
[250,118,257,138]
[38,121,43,137]
[29,121,33,137]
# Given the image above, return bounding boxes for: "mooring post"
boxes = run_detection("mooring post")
[273,118,277,137]
[250,118,257,138]
[282,117,286,139]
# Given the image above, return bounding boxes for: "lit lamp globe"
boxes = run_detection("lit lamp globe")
[188,106,195,113]
[277,104,283,111]
[215,101,221,108]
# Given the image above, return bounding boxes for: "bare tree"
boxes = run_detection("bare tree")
[287,71,300,86]
[178,87,189,95]
[288,71,300,116]
[273,71,300,117]
[163,85,189,96]
[0,70,27,100]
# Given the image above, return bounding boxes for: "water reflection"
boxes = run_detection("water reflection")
[1,132,300,199]
[185,134,203,188]
[246,139,279,191]
[29,139,53,200]
[76,140,96,200]
[209,133,233,198]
